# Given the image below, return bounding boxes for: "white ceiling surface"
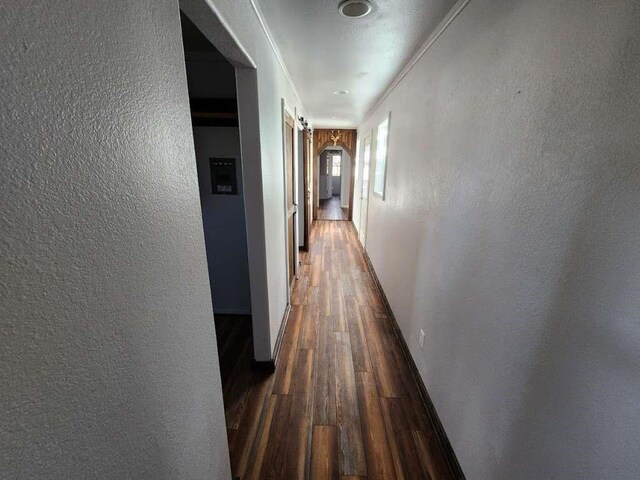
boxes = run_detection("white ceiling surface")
[254,0,459,128]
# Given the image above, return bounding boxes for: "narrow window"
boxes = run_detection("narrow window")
[373,114,390,198]
[332,154,341,177]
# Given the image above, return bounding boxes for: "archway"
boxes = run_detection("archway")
[313,129,357,221]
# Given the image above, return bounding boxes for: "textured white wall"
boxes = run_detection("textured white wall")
[0,1,230,478]
[358,0,640,478]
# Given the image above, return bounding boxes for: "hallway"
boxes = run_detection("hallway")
[226,221,454,479]
[5,0,640,478]
[317,196,348,221]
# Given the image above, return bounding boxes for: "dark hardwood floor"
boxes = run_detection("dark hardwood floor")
[213,314,273,479]
[318,195,348,221]
[215,221,454,480]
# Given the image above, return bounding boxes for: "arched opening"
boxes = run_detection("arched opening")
[313,129,358,221]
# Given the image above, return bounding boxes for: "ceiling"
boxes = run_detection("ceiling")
[254,0,459,128]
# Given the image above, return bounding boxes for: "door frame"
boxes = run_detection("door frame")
[348,144,356,222]
[312,130,357,222]
[301,127,311,250]
[359,132,373,247]
[281,99,297,300]
[180,0,273,362]
[351,138,360,224]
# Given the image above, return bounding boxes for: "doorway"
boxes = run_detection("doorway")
[180,0,272,364]
[181,12,252,320]
[317,150,348,220]
[297,125,312,250]
[312,129,357,222]
[179,11,276,477]
[283,108,297,293]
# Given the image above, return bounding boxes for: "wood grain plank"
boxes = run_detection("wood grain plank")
[272,305,303,394]
[385,335,430,431]
[311,255,322,287]
[291,272,310,305]
[345,297,372,372]
[223,332,254,427]
[332,282,348,333]
[323,245,333,272]
[355,372,396,480]
[313,315,337,425]
[413,430,453,480]
[228,373,274,478]
[307,285,321,309]
[361,306,403,397]
[261,394,294,479]
[281,348,316,480]
[245,394,280,480]
[218,221,456,480]
[311,425,339,480]
[320,271,332,316]
[381,397,431,480]
[335,332,367,476]
[217,316,252,385]
[299,306,318,350]
[318,195,349,221]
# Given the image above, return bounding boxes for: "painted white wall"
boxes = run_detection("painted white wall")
[193,127,252,314]
[358,0,640,478]
[183,0,308,356]
[0,0,230,478]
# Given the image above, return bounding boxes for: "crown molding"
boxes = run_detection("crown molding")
[363,0,473,124]
[249,0,306,117]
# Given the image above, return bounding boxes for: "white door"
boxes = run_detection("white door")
[359,135,372,246]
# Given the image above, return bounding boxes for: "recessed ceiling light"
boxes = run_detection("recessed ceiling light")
[333,90,349,95]
[339,0,373,18]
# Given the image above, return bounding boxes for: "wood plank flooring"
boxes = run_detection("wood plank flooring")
[216,221,454,480]
[318,195,348,220]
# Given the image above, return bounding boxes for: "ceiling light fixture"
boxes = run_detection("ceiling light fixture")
[338,0,373,18]
[333,90,349,95]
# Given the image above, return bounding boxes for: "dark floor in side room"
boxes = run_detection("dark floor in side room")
[215,221,454,480]
[317,195,348,221]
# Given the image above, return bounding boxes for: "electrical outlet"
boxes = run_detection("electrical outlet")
[419,329,425,348]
